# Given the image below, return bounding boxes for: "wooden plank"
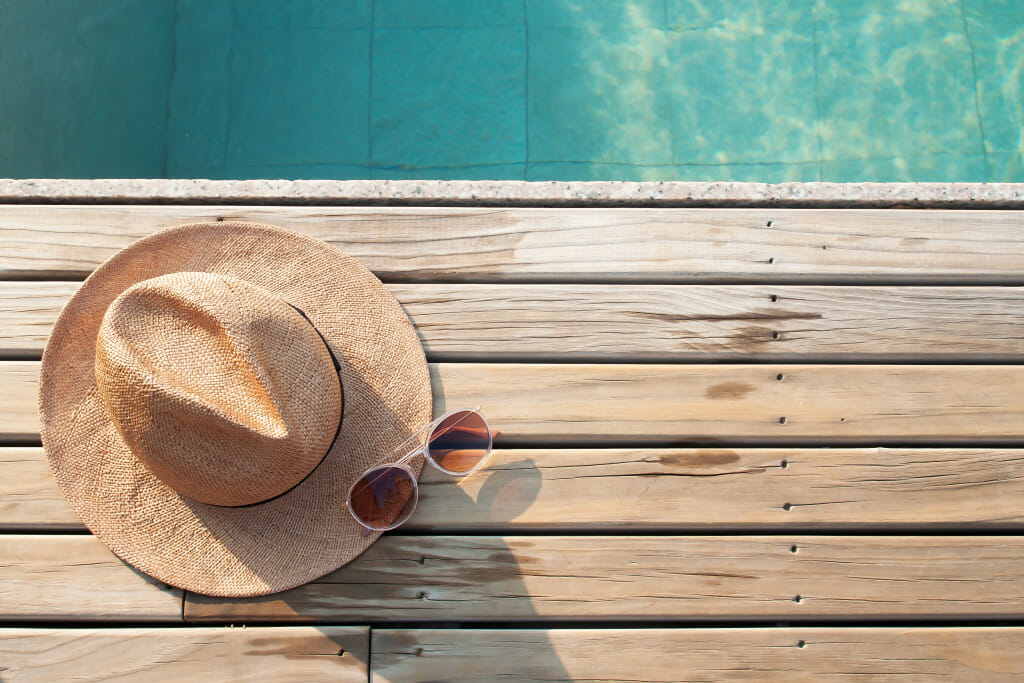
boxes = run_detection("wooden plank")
[8,361,1024,444]
[1,362,41,441]
[398,283,1024,361]
[413,447,1024,529]
[0,282,76,358]
[0,535,183,621]
[0,626,368,682]
[2,205,1023,281]
[7,282,1024,360]
[186,535,1024,621]
[372,627,1024,682]
[0,447,75,530]
[10,446,1024,531]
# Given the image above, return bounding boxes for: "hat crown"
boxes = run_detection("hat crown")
[93,271,342,507]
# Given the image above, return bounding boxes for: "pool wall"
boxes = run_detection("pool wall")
[1,179,1023,208]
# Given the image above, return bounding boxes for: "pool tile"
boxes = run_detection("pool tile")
[666,0,808,30]
[376,0,523,27]
[987,151,1024,182]
[166,0,232,178]
[964,0,1024,19]
[0,0,174,178]
[527,0,669,29]
[373,163,526,180]
[667,161,820,182]
[963,1,1024,164]
[226,27,370,169]
[668,21,820,166]
[371,26,526,171]
[232,0,372,29]
[822,153,988,182]
[719,162,821,182]
[227,163,370,180]
[527,162,678,182]
[527,160,819,182]
[528,26,675,168]
[815,1,985,164]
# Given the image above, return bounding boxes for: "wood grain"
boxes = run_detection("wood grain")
[0,447,74,530]
[0,626,367,682]
[1,362,41,442]
[9,446,1024,531]
[0,535,182,621]
[8,361,1024,444]
[2,205,1023,281]
[372,628,1024,682]
[186,535,1024,621]
[7,282,1024,360]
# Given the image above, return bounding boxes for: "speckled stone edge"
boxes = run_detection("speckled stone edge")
[2,179,1024,208]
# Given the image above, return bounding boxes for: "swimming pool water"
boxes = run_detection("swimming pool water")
[1,0,1021,182]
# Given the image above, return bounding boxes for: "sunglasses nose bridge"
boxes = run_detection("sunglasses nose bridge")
[395,444,428,468]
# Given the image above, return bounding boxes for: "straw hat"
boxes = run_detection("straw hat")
[39,222,432,597]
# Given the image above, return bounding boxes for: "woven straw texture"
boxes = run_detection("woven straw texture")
[39,223,432,597]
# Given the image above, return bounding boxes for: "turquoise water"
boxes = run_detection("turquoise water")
[1,0,1022,181]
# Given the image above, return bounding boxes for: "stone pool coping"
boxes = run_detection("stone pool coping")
[1,179,1023,208]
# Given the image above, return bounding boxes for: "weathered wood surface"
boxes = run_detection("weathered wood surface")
[6,361,1024,444]
[9,446,1024,531]
[0,626,367,682]
[1,362,42,442]
[6,281,1024,361]
[0,535,182,621]
[372,628,1024,682]
[0,447,73,530]
[186,535,1024,621]
[2,205,1023,281]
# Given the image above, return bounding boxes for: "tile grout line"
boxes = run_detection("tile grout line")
[811,7,825,182]
[221,4,236,173]
[368,0,376,180]
[162,0,181,179]
[959,0,989,182]
[523,0,530,181]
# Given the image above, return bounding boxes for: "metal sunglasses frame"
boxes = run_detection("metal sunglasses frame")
[344,407,493,531]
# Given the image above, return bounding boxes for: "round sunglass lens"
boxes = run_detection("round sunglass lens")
[427,410,491,475]
[349,465,417,530]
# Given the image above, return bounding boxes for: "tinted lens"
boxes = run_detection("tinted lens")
[427,410,491,474]
[349,466,417,530]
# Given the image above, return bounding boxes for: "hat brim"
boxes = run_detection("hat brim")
[39,223,432,597]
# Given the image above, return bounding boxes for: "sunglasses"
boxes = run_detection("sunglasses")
[345,407,493,531]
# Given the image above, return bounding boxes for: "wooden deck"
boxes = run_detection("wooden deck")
[2,205,1024,681]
